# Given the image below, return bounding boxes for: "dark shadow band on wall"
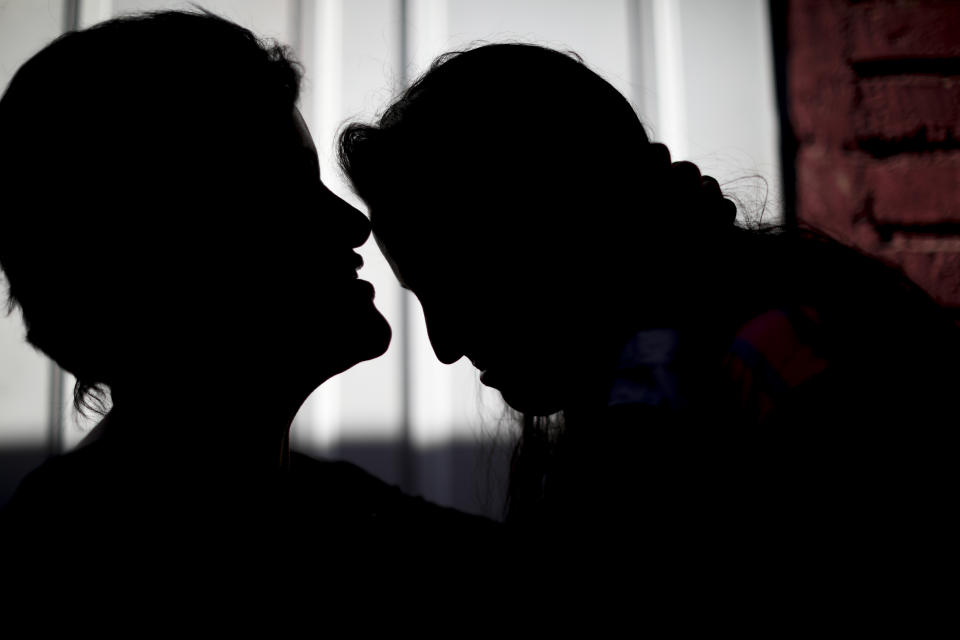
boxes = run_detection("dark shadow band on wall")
[770,0,797,229]
[337,439,511,521]
[0,438,512,522]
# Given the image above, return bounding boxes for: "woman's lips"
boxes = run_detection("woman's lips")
[347,252,373,295]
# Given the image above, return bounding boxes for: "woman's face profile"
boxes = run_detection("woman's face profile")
[0,13,396,406]
[267,110,391,383]
[168,109,392,391]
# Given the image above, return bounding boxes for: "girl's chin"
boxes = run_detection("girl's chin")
[497,381,563,417]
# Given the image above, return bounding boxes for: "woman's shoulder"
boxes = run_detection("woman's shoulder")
[288,451,502,539]
[0,441,114,543]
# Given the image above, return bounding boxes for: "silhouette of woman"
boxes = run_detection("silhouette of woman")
[0,11,494,571]
[339,43,959,590]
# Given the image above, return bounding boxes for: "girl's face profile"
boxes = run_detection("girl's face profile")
[339,44,667,415]
[373,201,583,416]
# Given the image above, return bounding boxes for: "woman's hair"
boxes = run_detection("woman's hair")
[0,10,304,414]
[339,43,960,524]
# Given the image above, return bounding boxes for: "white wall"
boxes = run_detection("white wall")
[634,0,780,221]
[675,0,780,222]
[0,0,64,447]
[296,0,408,452]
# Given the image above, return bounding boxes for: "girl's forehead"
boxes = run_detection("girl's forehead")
[292,108,317,153]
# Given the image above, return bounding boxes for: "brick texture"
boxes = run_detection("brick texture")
[887,251,960,308]
[867,152,960,226]
[788,0,856,145]
[850,2,960,62]
[855,76,960,145]
[788,0,960,312]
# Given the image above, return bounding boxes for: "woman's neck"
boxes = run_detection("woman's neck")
[92,380,308,486]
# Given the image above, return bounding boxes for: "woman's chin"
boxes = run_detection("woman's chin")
[333,307,392,368]
[285,305,392,386]
[357,309,392,361]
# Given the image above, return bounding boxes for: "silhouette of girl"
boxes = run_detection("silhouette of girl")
[339,43,959,588]
[0,11,494,571]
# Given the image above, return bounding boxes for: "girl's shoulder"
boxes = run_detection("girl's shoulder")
[720,305,831,425]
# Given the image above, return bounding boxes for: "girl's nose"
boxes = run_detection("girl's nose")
[422,301,464,365]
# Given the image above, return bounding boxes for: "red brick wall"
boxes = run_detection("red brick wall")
[788,0,960,317]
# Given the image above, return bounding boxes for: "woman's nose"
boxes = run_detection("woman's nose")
[340,198,371,248]
[323,187,371,248]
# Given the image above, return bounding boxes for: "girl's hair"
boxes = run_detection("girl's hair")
[339,43,960,524]
[341,44,749,319]
[340,44,649,198]
[0,10,303,415]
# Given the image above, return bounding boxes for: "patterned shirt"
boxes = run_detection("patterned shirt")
[608,307,830,424]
